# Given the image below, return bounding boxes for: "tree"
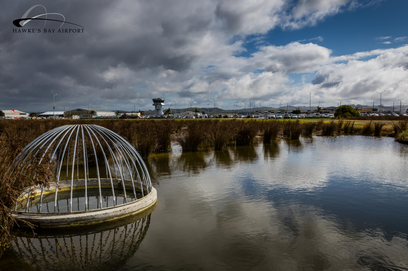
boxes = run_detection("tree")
[0,110,4,117]
[193,108,200,113]
[115,110,121,119]
[139,110,145,116]
[90,110,96,116]
[334,105,360,118]
[29,112,38,117]
[292,109,301,114]
[317,106,322,113]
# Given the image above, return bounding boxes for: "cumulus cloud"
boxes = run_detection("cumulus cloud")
[0,0,404,111]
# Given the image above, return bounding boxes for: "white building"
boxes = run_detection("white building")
[1,109,29,119]
[65,108,116,118]
[38,111,65,118]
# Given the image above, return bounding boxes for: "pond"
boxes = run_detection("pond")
[1,136,408,270]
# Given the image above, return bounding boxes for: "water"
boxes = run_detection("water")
[19,188,139,213]
[2,136,408,270]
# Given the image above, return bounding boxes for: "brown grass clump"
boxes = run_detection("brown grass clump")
[131,121,157,159]
[302,122,316,137]
[208,120,237,150]
[177,120,209,151]
[320,121,337,136]
[336,120,344,134]
[235,120,259,146]
[373,122,385,136]
[282,120,303,140]
[361,121,374,135]
[154,121,175,153]
[0,126,54,256]
[393,120,408,136]
[342,121,355,134]
[262,120,281,143]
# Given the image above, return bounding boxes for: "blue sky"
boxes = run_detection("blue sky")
[2,0,408,111]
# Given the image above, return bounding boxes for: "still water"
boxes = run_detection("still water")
[2,136,408,270]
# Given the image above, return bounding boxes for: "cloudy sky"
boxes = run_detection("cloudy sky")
[1,0,408,112]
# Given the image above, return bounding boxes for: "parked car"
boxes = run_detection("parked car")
[276,114,283,119]
[283,114,290,119]
[291,114,298,119]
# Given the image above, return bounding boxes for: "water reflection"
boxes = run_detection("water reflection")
[1,210,153,271]
[284,139,303,151]
[231,145,258,162]
[263,142,280,160]
[176,151,209,174]
[213,150,233,168]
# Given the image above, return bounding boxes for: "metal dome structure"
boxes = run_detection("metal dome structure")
[12,124,157,228]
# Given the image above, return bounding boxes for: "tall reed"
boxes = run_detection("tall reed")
[262,120,281,143]
[321,121,337,136]
[373,122,385,136]
[235,121,259,146]
[154,121,174,152]
[177,121,209,151]
[302,122,316,137]
[361,121,373,135]
[282,120,303,140]
[209,120,237,150]
[393,120,408,136]
[342,121,355,134]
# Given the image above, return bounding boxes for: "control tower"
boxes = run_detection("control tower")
[152,98,165,117]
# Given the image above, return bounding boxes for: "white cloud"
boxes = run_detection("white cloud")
[395,36,408,42]
[376,36,392,40]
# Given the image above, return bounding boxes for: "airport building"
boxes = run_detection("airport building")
[65,108,116,118]
[1,109,29,119]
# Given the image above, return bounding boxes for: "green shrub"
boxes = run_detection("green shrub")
[334,105,360,118]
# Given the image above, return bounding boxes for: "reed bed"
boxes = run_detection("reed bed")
[320,121,337,136]
[177,120,209,151]
[282,120,303,140]
[302,122,316,137]
[208,120,237,150]
[361,121,374,135]
[235,120,260,146]
[373,122,385,136]
[342,121,355,134]
[262,120,281,143]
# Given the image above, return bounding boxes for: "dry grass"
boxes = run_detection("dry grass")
[373,122,385,136]
[235,120,260,146]
[342,121,355,134]
[177,120,209,151]
[361,121,374,135]
[208,120,237,150]
[262,120,281,143]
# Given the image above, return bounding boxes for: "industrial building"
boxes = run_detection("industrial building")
[65,108,116,118]
[1,109,29,119]
[38,111,65,118]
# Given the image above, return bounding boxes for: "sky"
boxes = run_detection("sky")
[1,0,408,112]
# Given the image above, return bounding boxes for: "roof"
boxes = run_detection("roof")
[1,109,27,114]
[39,111,65,116]
[64,108,115,113]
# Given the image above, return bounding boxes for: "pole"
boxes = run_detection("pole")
[53,94,57,119]
[309,92,311,114]
[376,90,386,114]
[393,101,394,113]
[400,100,402,114]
